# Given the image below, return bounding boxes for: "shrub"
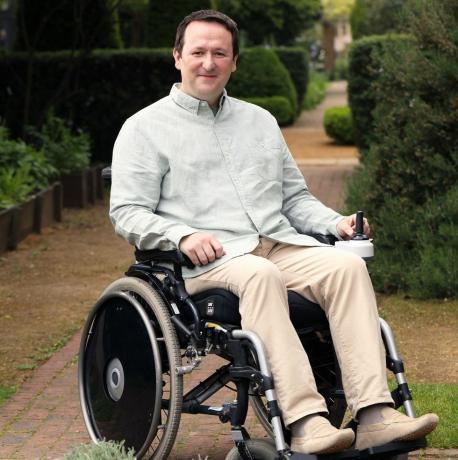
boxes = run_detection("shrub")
[31,115,91,175]
[228,48,298,117]
[347,34,411,154]
[63,440,135,460]
[0,165,35,209]
[345,0,458,298]
[274,47,309,114]
[323,106,354,145]
[303,71,328,109]
[242,96,294,126]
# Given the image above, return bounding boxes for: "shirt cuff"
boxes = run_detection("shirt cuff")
[165,225,198,248]
[326,215,345,240]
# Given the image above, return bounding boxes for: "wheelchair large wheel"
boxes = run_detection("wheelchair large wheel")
[79,276,183,459]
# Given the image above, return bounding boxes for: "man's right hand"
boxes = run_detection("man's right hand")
[179,233,225,266]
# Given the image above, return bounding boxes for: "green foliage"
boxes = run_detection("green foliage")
[0,49,180,163]
[217,0,321,46]
[242,96,294,126]
[330,54,348,80]
[63,440,135,460]
[146,0,213,48]
[31,115,91,175]
[118,0,148,47]
[15,0,122,51]
[0,136,56,191]
[345,0,458,298]
[303,71,328,109]
[323,106,354,145]
[0,165,35,209]
[228,48,298,117]
[350,0,405,40]
[274,47,309,114]
[347,34,411,153]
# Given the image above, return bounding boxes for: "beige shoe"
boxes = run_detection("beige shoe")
[356,407,439,451]
[291,416,355,454]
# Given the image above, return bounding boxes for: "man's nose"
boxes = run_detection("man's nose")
[202,53,216,70]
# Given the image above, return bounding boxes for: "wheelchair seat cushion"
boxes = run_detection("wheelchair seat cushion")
[191,289,327,329]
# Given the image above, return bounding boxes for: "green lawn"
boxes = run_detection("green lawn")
[0,386,16,406]
[410,383,458,448]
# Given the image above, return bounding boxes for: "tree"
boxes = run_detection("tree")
[217,0,320,46]
[146,0,213,48]
[15,0,123,51]
[322,0,355,21]
[118,0,148,47]
[350,0,404,40]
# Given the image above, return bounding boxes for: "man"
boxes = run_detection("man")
[110,10,438,455]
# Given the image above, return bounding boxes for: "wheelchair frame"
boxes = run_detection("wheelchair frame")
[79,248,427,460]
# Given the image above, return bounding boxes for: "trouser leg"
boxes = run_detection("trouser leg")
[185,252,328,426]
[267,244,394,417]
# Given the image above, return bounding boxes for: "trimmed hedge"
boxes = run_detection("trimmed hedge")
[228,48,298,116]
[0,47,298,163]
[0,49,180,163]
[242,96,294,126]
[323,106,354,145]
[347,34,411,154]
[274,47,309,114]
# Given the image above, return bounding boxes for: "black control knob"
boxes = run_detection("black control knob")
[353,210,369,240]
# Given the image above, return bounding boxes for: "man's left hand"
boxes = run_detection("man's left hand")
[336,214,370,240]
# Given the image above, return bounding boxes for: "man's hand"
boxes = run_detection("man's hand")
[336,214,370,240]
[179,232,226,266]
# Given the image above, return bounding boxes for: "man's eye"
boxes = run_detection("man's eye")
[192,51,203,56]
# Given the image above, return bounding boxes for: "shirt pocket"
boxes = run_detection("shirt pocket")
[247,139,283,182]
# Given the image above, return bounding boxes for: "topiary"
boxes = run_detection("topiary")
[323,106,354,145]
[228,48,298,117]
[241,96,294,125]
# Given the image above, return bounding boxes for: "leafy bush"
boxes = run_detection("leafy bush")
[228,48,298,117]
[0,137,56,190]
[303,70,328,109]
[345,0,458,298]
[330,54,348,81]
[347,34,411,154]
[274,47,309,114]
[323,106,354,145]
[63,440,135,460]
[31,115,91,175]
[0,165,35,209]
[242,96,294,126]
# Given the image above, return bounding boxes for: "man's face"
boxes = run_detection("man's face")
[173,21,237,107]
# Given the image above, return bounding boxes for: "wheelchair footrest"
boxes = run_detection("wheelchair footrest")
[289,438,427,460]
[359,437,427,458]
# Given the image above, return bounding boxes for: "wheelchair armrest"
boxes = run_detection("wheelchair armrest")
[307,233,338,245]
[101,166,112,183]
[135,248,195,268]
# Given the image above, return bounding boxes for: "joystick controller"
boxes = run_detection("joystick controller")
[335,211,374,260]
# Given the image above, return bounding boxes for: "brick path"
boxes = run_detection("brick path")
[1,83,453,459]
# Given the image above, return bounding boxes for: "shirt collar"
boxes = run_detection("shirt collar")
[170,83,227,115]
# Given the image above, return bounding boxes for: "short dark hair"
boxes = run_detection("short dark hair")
[174,9,239,57]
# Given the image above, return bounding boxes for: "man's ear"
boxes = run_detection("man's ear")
[173,48,182,70]
[231,55,238,73]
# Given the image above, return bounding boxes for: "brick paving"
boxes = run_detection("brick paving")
[0,82,453,459]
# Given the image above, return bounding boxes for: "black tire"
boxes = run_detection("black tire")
[79,276,183,460]
[225,439,277,460]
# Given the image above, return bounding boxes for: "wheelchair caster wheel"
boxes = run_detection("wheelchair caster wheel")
[79,277,183,459]
[225,439,277,460]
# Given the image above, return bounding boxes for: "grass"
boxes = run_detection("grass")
[303,70,329,110]
[410,383,458,448]
[0,386,16,405]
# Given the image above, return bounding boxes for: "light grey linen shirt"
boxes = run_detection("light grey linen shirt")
[110,84,344,278]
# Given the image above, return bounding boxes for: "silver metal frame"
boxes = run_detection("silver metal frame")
[379,317,415,417]
[231,329,288,452]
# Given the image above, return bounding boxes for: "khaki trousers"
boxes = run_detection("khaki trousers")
[185,238,394,426]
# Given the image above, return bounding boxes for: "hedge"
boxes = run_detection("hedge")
[0,47,298,163]
[273,47,309,114]
[228,48,298,116]
[242,96,294,126]
[323,106,354,145]
[347,34,411,155]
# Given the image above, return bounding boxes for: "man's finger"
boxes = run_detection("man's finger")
[210,239,225,258]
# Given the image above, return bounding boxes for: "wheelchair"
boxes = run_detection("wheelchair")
[78,168,427,460]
